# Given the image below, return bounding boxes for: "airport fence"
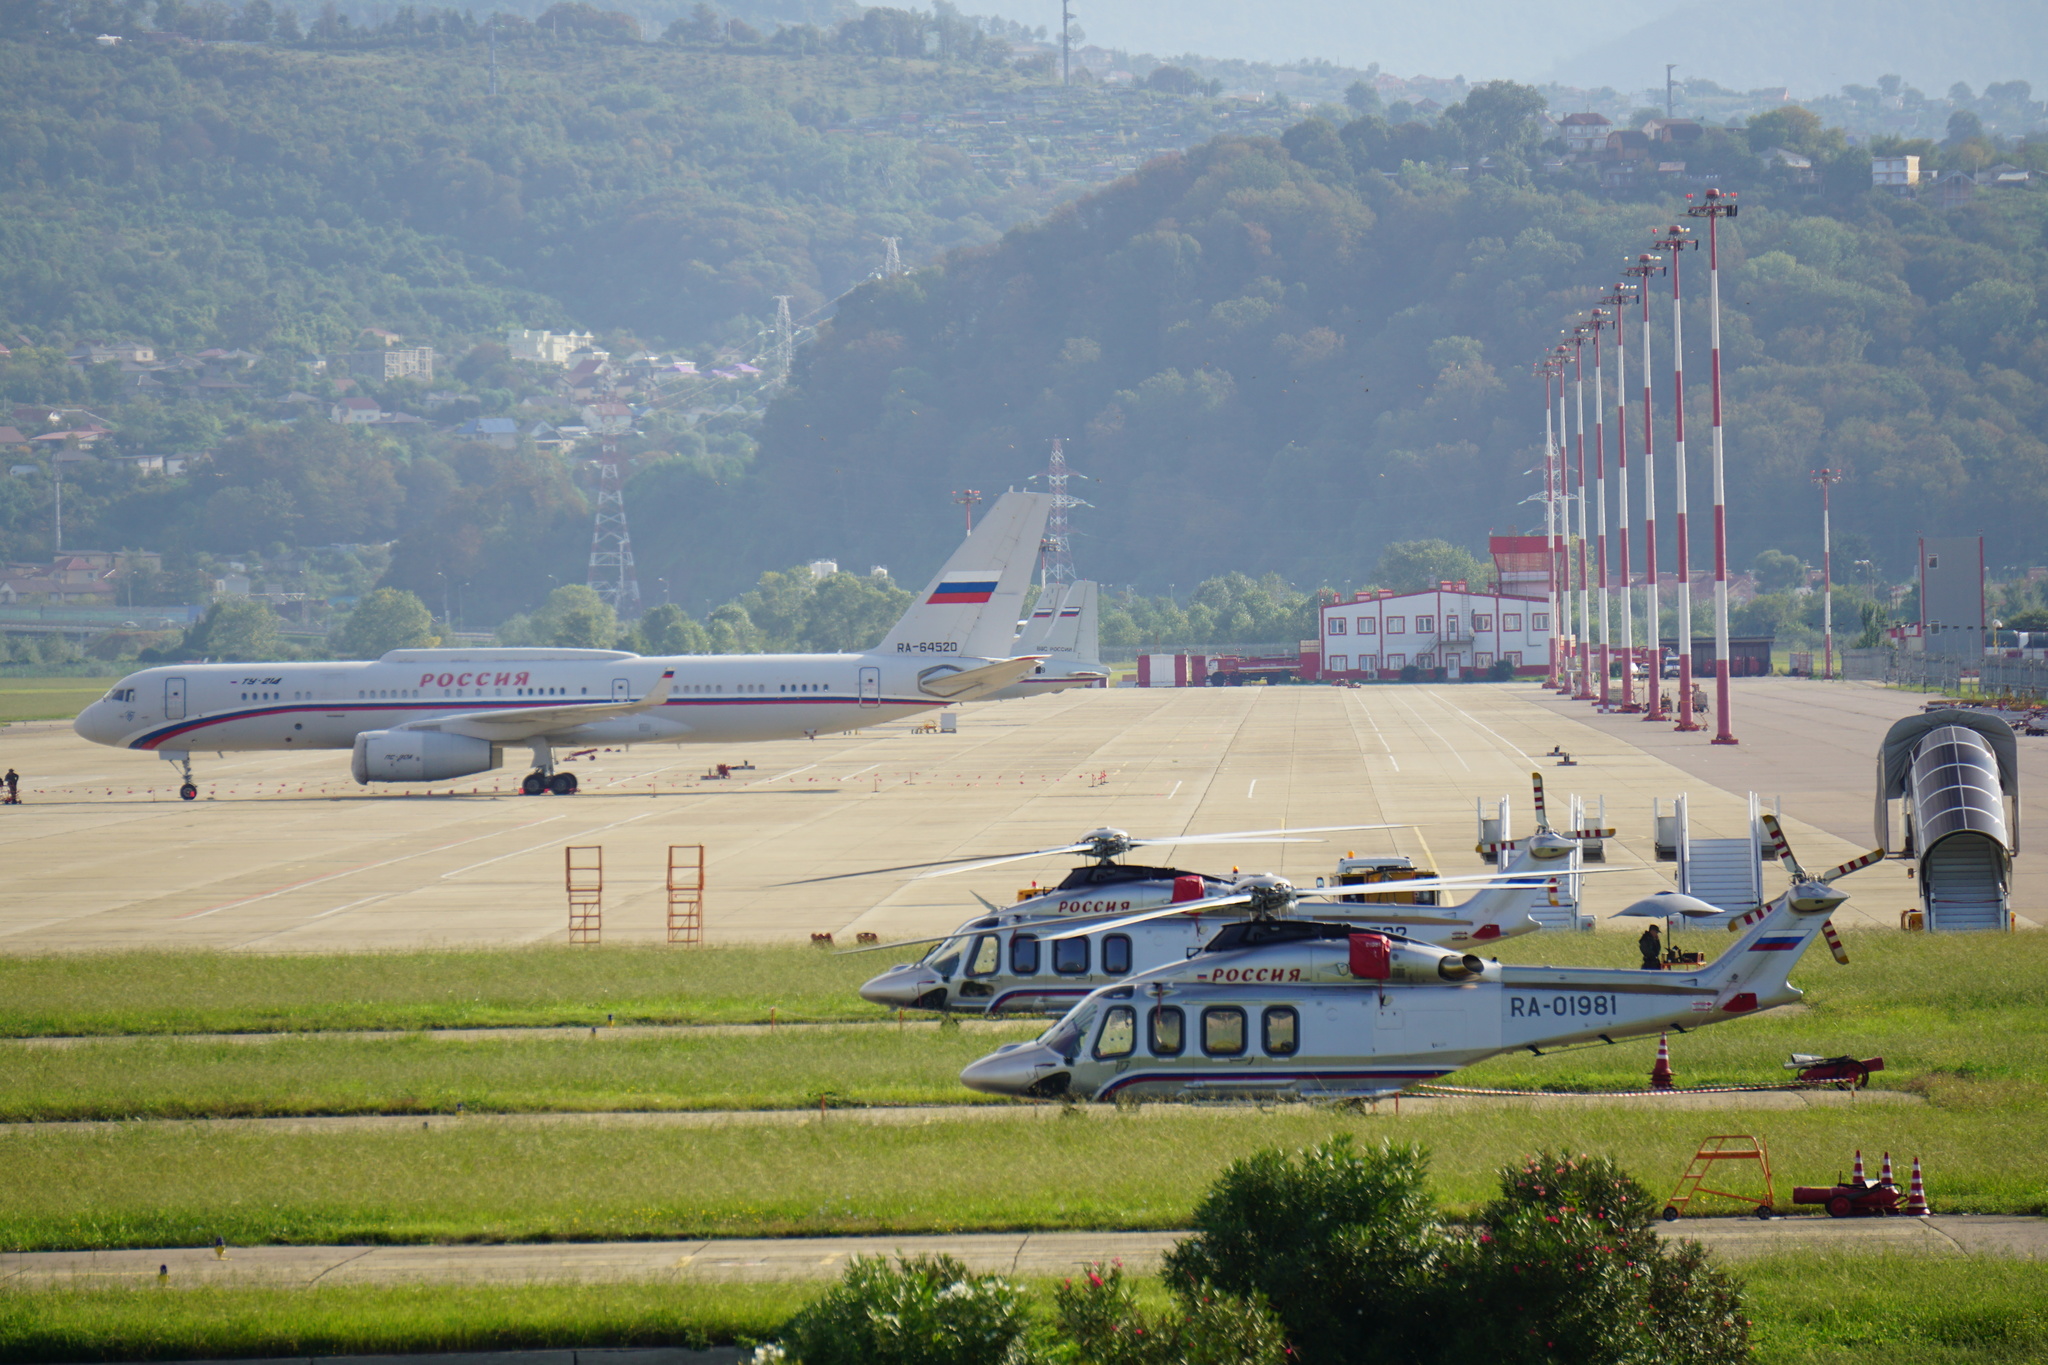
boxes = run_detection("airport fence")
[1887,653,2048,703]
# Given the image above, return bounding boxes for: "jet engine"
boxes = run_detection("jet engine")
[350,730,501,785]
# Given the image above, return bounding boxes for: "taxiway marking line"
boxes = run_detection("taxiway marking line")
[1167,780,1182,800]
[1246,780,1258,799]
[440,810,660,879]
[752,764,817,786]
[178,817,566,918]
[839,764,880,781]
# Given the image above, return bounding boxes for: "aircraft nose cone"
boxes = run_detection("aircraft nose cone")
[72,703,117,745]
[859,967,932,1008]
[960,1043,1067,1098]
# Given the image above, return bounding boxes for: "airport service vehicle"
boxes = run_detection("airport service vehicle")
[856,830,1588,1015]
[74,493,1055,799]
[981,580,1107,701]
[959,822,1874,1102]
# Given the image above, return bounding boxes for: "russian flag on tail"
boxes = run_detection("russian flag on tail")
[928,572,1000,605]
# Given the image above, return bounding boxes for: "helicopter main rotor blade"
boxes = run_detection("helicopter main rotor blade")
[1132,823,1412,847]
[1042,894,1257,940]
[833,932,962,956]
[773,846,1081,887]
[912,843,1097,880]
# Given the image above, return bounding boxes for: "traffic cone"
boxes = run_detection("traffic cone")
[1905,1157,1930,1215]
[1853,1149,1867,1185]
[1880,1152,1895,1189]
[1650,1032,1674,1089]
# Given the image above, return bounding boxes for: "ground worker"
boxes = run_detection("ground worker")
[1639,921,1663,970]
[2,768,17,805]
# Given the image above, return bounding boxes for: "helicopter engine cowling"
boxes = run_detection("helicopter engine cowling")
[351,730,502,785]
[1348,932,1493,984]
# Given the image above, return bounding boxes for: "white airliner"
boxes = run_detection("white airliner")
[73,493,1055,799]
[982,580,1106,701]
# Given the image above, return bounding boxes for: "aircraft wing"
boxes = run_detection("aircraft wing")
[398,669,677,743]
[916,656,1044,701]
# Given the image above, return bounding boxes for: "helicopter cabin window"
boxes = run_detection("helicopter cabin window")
[1093,1006,1136,1059]
[1202,1006,1247,1057]
[1262,1007,1300,1057]
[1327,618,1346,635]
[966,935,1001,977]
[1009,933,1040,976]
[1101,934,1132,975]
[1148,1006,1184,1056]
[1053,937,1090,975]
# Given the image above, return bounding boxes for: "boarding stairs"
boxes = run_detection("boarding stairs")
[1662,792,1771,914]
[1923,833,2008,932]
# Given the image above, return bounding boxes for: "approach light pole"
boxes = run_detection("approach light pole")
[1813,468,1843,680]
[951,488,984,533]
[1652,223,1700,731]
[1539,356,1566,690]
[1552,344,1574,690]
[1688,188,1740,743]
[1623,252,1666,719]
[1597,282,1639,711]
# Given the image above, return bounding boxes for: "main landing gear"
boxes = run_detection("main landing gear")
[517,740,578,796]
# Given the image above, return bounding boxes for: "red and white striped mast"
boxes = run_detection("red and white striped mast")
[1539,359,1565,689]
[1569,324,1594,701]
[1596,282,1637,711]
[1688,188,1740,744]
[1590,307,1612,708]
[1623,252,1666,720]
[1653,224,1700,731]
[1548,346,1573,689]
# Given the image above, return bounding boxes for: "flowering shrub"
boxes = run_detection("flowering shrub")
[771,1254,1032,1365]
[1044,1263,1286,1365]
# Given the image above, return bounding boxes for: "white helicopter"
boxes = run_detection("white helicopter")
[855,774,1612,1015]
[959,818,1880,1102]
[854,828,1603,1016]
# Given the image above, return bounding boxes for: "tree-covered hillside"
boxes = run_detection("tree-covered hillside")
[660,121,2048,601]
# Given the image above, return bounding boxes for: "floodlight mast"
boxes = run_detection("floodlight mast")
[1813,468,1844,679]
[1623,252,1666,720]
[1652,224,1700,732]
[1687,188,1741,744]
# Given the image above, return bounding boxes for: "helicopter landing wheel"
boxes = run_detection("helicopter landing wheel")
[179,782,198,801]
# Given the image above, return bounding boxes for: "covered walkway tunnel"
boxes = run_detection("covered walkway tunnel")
[1877,710,2020,931]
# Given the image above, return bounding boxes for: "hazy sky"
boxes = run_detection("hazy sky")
[1067,0,2045,97]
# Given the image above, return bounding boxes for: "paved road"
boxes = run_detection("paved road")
[7,1217,2041,1291]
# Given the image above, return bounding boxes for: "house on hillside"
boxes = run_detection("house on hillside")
[1873,155,1921,193]
[1558,111,1612,156]
[452,417,519,448]
[1641,118,1703,146]
[331,396,382,425]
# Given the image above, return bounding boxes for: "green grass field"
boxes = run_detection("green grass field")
[0,1023,1039,1121]
[6,1100,2044,1252]
[0,1256,2040,1364]
[0,676,115,724]
[0,943,897,1035]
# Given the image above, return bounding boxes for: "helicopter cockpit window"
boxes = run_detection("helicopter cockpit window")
[1040,1004,1095,1061]
[923,936,967,978]
[1202,1006,1247,1057]
[1010,934,1040,976]
[1102,934,1132,976]
[1148,1005,1184,1056]
[1093,1006,1136,1059]
[966,935,1001,977]
[1262,1007,1299,1057]
[1053,938,1090,975]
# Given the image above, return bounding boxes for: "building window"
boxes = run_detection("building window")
[1386,617,1406,634]
[1415,615,1435,633]
[1507,652,1523,666]
[1418,654,1436,668]
[1476,652,1494,667]
[1503,614,1523,631]
[1388,653,1406,669]
[1531,613,1548,630]
[1358,618,1377,634]
[1327,618,1346,635]
[1445,615,1459,636]
[1474,614,1494,631]
[1360,655,1379,672]
[1327,655,1348,672]
[1202,1007,1247,1057]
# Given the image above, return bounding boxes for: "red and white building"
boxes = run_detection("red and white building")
[1304,537,1554,681]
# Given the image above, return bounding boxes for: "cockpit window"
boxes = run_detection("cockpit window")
[104,688,136,702]
[922,935,967,978]
[1093,1005,1136,1059]
[1039,1003,1095,1060]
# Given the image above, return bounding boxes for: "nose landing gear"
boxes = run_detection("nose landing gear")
[162,750,199,800]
